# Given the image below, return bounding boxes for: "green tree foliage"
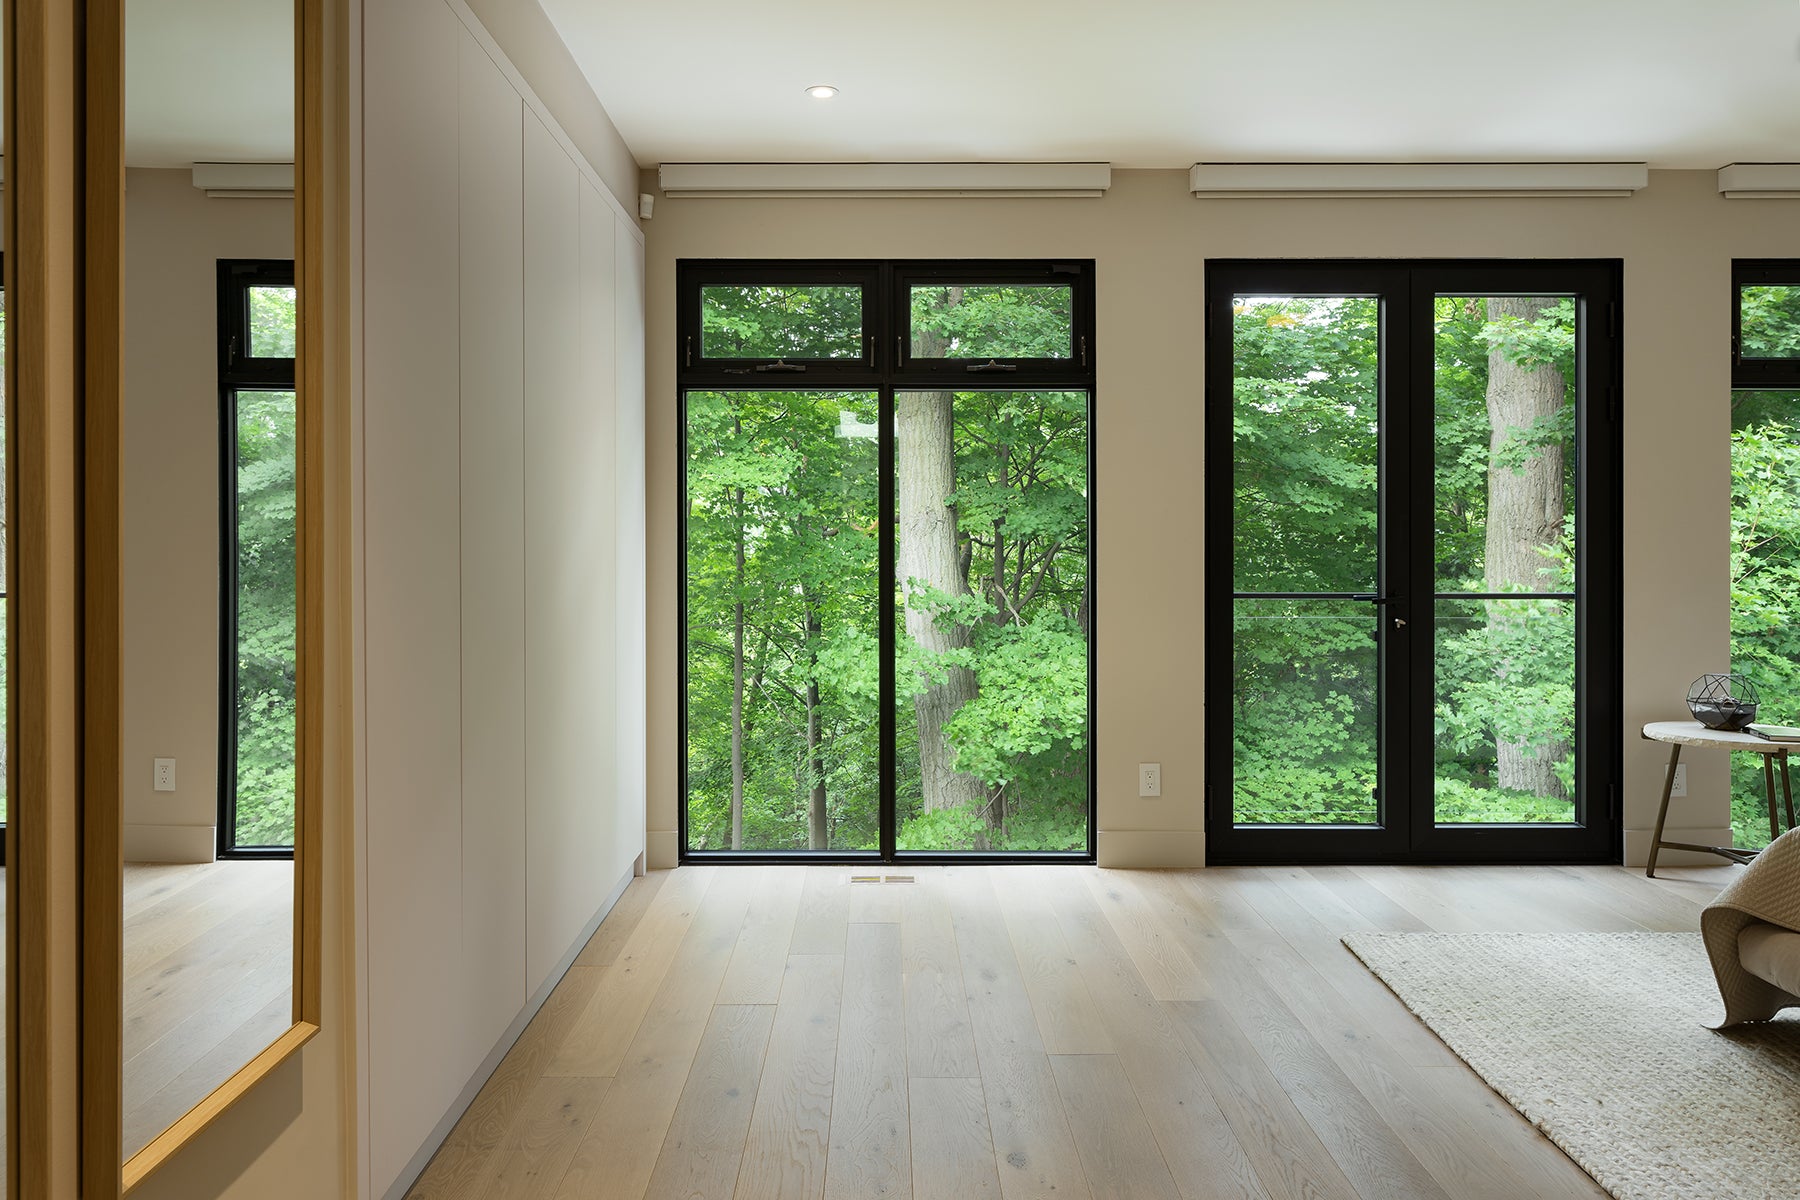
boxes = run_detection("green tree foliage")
[684,283,1089,852]
[232,286,299,847]
[1731,388,1800,848]
[1740,287,1800,359]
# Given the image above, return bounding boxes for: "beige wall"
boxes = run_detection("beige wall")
[124,168,294,862]
[640,168,1800,868]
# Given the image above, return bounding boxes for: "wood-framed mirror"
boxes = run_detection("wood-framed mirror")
[89,0,324,1191]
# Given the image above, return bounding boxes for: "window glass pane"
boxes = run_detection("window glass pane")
[1232,598,1379,826]
[234,389,298,848]
[1432,296,1579,827]
[684,391,880,851]
[247,285,298,358]
[1232,295,1380,594]
[700,284,863,359]
[1730,389,1800,849]
[893,389,1090,853]
[1741,286,1800,359]
[1434,296,1578,594]
[910,284,1073,358]
[1434,598,1577,825]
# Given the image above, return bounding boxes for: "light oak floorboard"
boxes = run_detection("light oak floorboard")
[909,1077,1001,1200]
[823,922,910,1200]
[408,964,606,1199]
[716,866,805,1005]
[480,1076,611,1200]
[1081,869,1209,1001]
[1048,1054,1181,1200]
[994,872,1114,1055]
[574,870,668,969]
[789,865,851,955]
[946,868,1093,1200]
[644,1003,776,1200]
[552,869,754,1199]
[899,875,978,1080]
[408,861,1728,1200]
[1037,873,1268,1200]
[546,864,716,1078]
[734,955,844,1200]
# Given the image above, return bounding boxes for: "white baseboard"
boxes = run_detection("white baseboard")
[380,860,638,1200]
[124,823,217,863]
[647,827,679,870]
[1097,828,1207,868]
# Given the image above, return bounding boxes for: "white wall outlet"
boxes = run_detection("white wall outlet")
[1138,762,1162,798]
[1669,762,1687,798]
[153,757,176,793]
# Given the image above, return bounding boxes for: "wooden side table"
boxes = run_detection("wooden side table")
[1642,720,1798,877]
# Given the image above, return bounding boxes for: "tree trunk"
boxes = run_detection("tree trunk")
[898,389,986,813]
[1484,296,1568,798]
[730,481,746,849]
[805,604,828,849]
[899,295,987,814]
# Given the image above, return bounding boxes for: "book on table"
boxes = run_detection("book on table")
[1747,724,1800,743]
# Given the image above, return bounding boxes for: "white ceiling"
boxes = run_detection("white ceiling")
[539,0,1800,170]
[124,0,293,167]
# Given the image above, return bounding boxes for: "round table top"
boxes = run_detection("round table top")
[1642,719,1791,753]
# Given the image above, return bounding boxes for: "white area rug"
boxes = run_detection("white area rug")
[1342,932,1800,1200]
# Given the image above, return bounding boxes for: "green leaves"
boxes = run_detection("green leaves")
[232,389,299,847]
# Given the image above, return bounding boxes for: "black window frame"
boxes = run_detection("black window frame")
[681,263,882,378]
[1733,260,1800,388]
[892,262,1092,380]
[676,258,1098,864]
[217,258,297,861]
[1204,258,1623,866]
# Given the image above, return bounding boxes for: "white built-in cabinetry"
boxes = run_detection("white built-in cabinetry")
[361,1,647,1193]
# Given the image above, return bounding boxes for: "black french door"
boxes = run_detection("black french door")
[1205,261,1621,864]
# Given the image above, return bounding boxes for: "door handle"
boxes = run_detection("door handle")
[1394,617,1407,629]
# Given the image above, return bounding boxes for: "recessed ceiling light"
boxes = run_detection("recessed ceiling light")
[806,84,838,100]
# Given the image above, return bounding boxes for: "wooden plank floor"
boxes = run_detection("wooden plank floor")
[121,860,295,1160]
[406,861,1738,1200]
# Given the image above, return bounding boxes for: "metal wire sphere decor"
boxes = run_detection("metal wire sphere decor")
[1686,673,1760,731]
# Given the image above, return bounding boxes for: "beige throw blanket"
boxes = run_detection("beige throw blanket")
[1702,826,1800,1026]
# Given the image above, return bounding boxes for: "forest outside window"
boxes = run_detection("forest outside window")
[219,260,299,857]
[679,260,1095,861]
[1730,261,1800,850]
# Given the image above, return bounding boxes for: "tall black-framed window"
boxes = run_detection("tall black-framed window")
[1205,259,1622,865]
[218,259,298,859]
[1728,261,1800,849]
[679,260,1096,863]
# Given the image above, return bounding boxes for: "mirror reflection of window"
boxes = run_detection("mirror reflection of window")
[121,0,298,1169]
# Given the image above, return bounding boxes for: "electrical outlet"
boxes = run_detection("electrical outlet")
[1669,763,1687,798]
[154,757,176,793]
[1138,762,1162,798]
